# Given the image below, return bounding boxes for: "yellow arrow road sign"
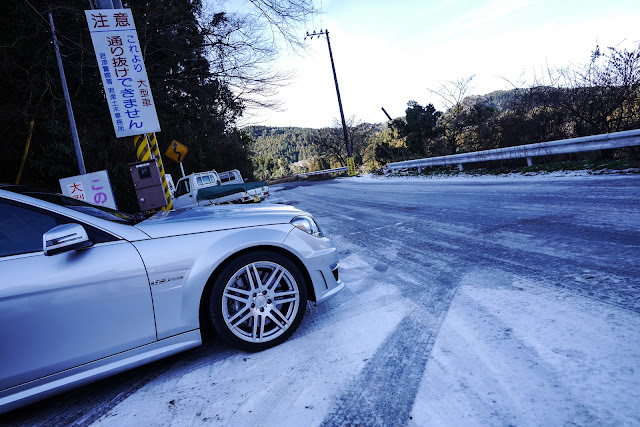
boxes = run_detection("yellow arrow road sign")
[165,140,188,163]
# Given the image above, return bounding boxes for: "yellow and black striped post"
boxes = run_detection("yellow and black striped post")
[133,133,173,210]
[148,133,172,210]
[133,133,152,162]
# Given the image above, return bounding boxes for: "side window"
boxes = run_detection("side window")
[196,177,203,186]
[175,179,190,197]
[0,201,65,257]
[0,201,115,257]
[201,175,210,185]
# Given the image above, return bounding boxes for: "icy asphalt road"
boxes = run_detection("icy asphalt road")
[2,173,639,426]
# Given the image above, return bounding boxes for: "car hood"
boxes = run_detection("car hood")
[134,203,305,238]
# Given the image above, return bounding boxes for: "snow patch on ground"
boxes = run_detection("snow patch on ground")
[93,247,410,427]
[409,270,640,426]
[348,170,640,183]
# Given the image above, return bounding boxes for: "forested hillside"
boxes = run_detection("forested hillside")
[374,45,640,169]
[246,126,320,163]
[4,0,638,202]
[247,122,384,180]
[247,44,640,179]
[1,0,312,211]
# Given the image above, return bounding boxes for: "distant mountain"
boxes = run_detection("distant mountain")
[245,122,387,165]
[464,87,568,112]
[464,89,521,110]
[245,126,322,163]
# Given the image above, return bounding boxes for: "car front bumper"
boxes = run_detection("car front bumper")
[282,227,344,303]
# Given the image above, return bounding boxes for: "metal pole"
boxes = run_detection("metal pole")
[49,12,86,175]
[16,121,35,184]
[95,0,122,8]
[324,30,352,158]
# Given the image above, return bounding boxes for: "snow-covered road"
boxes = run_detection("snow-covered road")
[3,172,639,426]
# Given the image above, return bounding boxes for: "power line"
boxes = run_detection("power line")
[19,0,95,56]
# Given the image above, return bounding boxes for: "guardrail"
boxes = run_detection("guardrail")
[296,166,348,178]
[387,129,640,172]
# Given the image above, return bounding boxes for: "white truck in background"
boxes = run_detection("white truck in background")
[218,169,269,200]
[218,169,245,185]
[171,170,269,209]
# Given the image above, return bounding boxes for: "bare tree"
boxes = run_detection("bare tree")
[426,75,475,155]
[427,75,476,110]
[246,0,316,50]
[196,1,317,111]
[312,116,377,166]
[553,44,640,134]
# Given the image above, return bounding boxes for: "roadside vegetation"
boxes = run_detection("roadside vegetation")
[385,158,640,179]
[3,0,639,206]
[1,0,314,211]
[522,158,640,174]
[251,43,640,179]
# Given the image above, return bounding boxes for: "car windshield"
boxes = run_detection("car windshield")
[24,192,141,225]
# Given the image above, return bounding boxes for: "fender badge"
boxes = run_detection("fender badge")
[151,276,184,286]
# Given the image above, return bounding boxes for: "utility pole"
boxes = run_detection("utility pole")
[305,29,356,175]
[49,12,86,175]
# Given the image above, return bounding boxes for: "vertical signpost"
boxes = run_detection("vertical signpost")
[85,8,172,210]
[164,140,189,177]
[85,9,160,137]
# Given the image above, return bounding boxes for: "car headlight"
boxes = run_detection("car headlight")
[290,216,323,237]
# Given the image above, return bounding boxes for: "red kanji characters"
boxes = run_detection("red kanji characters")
[107,36,123,46]
[113,12,131,27]
[112,57,127,68]
[110,46,124,56]
[91,13,109,28]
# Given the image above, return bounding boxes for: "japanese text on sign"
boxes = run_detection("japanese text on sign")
[347,157,356,176]
[85,9,160,138]
[60,170,118,210]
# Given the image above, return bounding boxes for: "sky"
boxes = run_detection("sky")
[238,0,640,129]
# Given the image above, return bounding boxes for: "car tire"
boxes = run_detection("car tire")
[208,250,308,352]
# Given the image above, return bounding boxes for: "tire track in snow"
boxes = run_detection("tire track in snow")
[320,271,461,426]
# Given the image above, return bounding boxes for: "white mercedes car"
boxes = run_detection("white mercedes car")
[0,185,343,414]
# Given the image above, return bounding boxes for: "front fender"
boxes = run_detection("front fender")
[133,224,295,340]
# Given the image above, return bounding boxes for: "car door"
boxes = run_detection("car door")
[0,200,157,391]
[172,178,192,208]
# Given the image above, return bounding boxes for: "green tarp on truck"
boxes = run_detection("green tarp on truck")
[196,182,268,201]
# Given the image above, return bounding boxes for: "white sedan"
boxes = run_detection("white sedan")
[0,185,343,414]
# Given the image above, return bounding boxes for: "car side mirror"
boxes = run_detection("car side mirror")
[43,223,93,256]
